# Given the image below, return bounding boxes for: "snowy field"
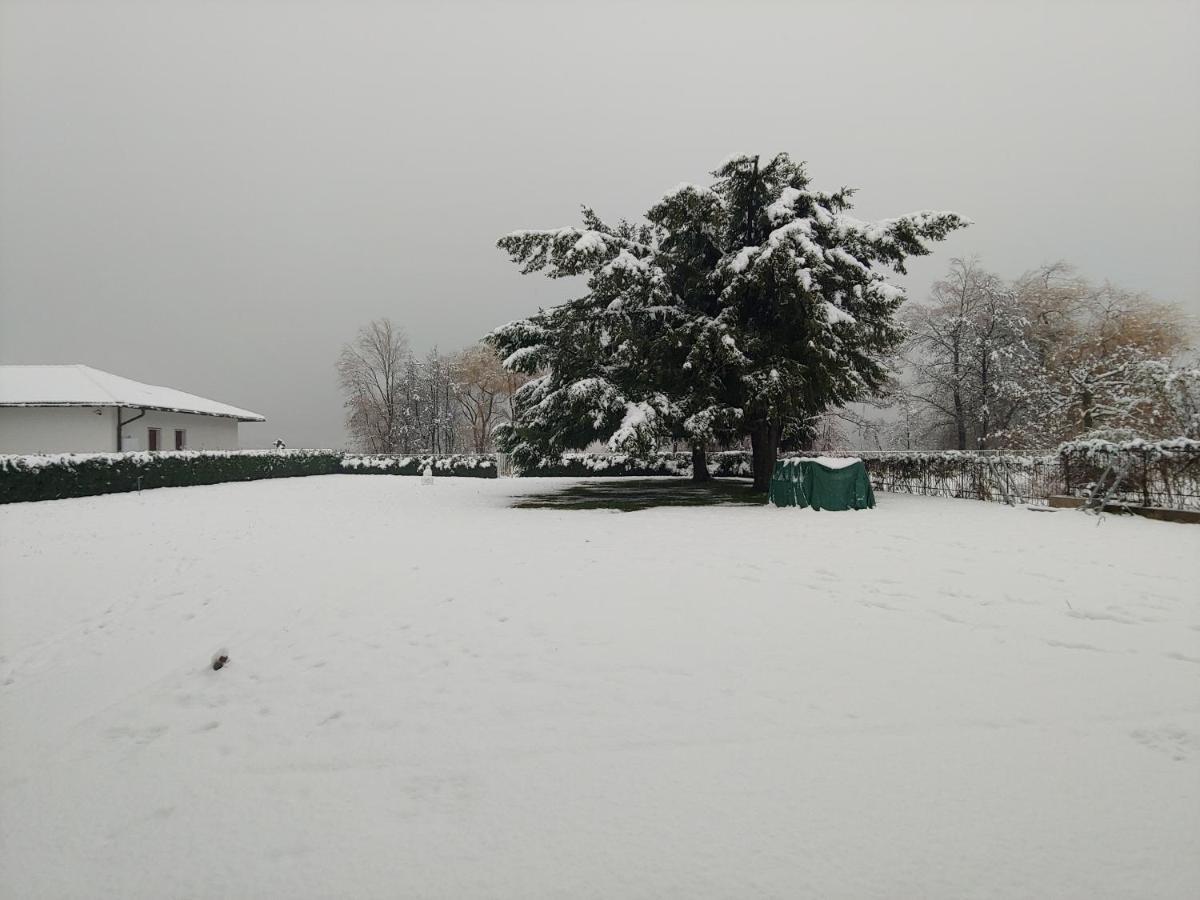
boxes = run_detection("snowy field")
[1,476,1198,900]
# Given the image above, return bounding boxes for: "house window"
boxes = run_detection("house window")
[174,429,187,450]
[147,428,160,451]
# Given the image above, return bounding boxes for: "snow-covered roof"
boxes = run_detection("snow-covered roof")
[0,365,265,422]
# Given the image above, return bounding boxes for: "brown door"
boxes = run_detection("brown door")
[174,430,186,450]
[147,428,160,451]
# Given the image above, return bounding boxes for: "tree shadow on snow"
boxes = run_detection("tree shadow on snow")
[512,478,763,512]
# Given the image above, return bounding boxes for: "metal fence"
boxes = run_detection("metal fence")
[1059,444,1200,511]
[820,446,1200,510]
[819,450,1062,506]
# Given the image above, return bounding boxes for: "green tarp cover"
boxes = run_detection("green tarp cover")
[768,457,876,510]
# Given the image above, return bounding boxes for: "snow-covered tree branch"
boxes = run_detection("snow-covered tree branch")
[489,152,969,488]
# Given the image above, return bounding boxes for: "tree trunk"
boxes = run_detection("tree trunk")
[750,421,781,492]
[978,334,991,450]
[953,386,967,451]
[951,335,967,451]
[690,444,711,483]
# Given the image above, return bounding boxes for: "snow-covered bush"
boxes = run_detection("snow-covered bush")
[1070,427,1143,445]
[1058,438,1200,509]
[1058,437,1200,462]
[339,454,497,478]
[2,447,763,504]
[524,451,751,478]
[0,450,342,504]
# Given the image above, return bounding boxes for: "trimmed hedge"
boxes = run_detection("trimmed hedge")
[0,448,753,504]
[1058,438,1200,510]
[340,454,497,478]
[0,450,341,504]
[338,450,754,479]
[522,451,752,478]
[1058,437,1200,462]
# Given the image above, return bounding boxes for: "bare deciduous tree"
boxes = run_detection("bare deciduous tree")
[1007,267,1191,444]
[337,318,411,452]
[901,258,1028,449]
[407,348,460,454]
[452,343,508,453]
[897,260,1195,449]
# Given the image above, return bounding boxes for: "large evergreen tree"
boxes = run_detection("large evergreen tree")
[489,153,968,489]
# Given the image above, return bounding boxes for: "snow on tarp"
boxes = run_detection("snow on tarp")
[0,365,265,421]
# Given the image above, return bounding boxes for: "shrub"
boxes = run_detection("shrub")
[520,451,752,478]
[1057,437,1200,462]
[1058,438,1200,509]
[0,450,341,504]
[339,454,497,478]
[0,447,750,504]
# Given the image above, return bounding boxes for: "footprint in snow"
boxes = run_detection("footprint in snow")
[1131,727,1195,761]
[1066,609,1139,625]
[1164,652,1200,665]
[1044,639,1107,652]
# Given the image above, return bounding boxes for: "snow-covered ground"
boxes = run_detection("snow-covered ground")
[1,476,1197,899]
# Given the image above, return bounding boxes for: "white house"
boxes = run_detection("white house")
[0,365,265,454]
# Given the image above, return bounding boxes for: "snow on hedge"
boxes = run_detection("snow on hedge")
[837,449,1058,464]
[0,448,338,473]
[1058,437,1200,460]
[340,454,496,474]
[529,450,752,477]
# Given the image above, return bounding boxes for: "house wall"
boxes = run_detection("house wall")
[0,406,118,454]
[0,407,241,454]
[121,411,239,451]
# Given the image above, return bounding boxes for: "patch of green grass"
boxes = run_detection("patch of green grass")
[513,478,764,511]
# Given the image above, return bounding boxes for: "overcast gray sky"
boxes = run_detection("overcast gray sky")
[1,0,1197,448]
